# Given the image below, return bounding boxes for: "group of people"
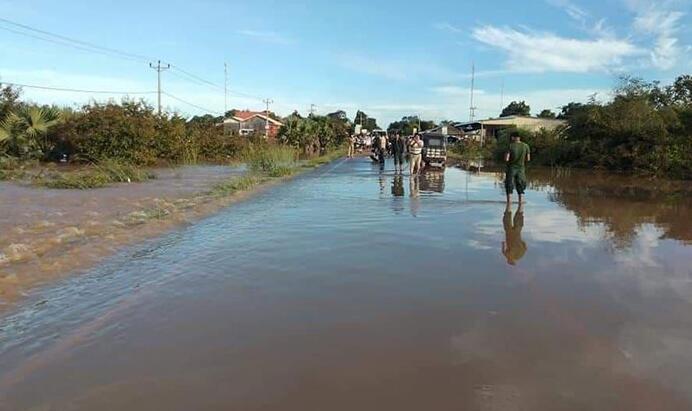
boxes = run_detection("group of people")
[349,129,531,206]
[348,132,425,175]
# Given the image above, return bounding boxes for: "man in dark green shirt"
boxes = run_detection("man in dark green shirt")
[504,131,531,204]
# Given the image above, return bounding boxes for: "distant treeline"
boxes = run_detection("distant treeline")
[0,86,348,167]
[456,75,692,179]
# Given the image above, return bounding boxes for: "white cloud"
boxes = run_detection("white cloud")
[545,0,589,22]
[434,22,463,34]
[472,25,642,73]
[632,7,685,69]
[237,30,295,45]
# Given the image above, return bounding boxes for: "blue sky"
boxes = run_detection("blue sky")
[1,0,690,126]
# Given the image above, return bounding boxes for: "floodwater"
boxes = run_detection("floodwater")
[1,158,691,411]
[0,166,243,302]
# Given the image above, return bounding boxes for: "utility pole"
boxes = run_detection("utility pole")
[263,98,274,138]
[469,62,477,122]
[224,62,228,116]
[149,60,170,115]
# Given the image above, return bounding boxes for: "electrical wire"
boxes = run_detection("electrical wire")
[162,92,222,115]
[0,17,153,63]
[1,81,157,95]
[0,18,268,105]
[0,18,363,118]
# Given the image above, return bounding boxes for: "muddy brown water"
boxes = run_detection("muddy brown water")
[0,166,244,302]
[0,158,691,410]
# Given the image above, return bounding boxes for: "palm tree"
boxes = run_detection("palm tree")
[0,106,61,157]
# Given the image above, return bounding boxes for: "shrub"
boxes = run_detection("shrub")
[57,100,159,165]
[243,145,297,174]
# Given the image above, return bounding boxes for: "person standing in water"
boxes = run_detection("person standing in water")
[392,133,406,172]
[347,134,356,158]
[378,133,388,163]
[504,131,530,204]
[408,133,424,175]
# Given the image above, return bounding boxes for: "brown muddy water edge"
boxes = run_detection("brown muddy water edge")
[0,161,336,308]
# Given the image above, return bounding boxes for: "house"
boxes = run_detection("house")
[221,110,284,138]
[455,116,567,141]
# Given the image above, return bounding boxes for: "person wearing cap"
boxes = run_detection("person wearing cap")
[408,133,424,175]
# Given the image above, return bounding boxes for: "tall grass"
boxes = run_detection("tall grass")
[34,160,155,189]
[242,145,298,175]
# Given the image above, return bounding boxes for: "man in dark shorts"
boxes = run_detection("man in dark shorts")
[391,133,406,172]
[504,131,530,204]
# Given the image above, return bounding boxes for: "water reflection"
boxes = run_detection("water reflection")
[464,164,692,248]
[419,170,445,193]
[502,203,527,265]
[409,176,420,217]
[391,173,404,197]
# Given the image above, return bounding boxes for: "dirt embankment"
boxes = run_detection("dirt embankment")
[0,165,260,305]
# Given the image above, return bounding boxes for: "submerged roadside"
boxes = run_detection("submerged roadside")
[0,150,344,308]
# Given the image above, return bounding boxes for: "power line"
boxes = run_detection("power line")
[0,18,318,118]
[0,81,157,95]
[0,17,152,63]
[2,80,220,114]
[170,65,224,91]
[0,17,255,101]
[163,92,222,115]
[0,25,141,61]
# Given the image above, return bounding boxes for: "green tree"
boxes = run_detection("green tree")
[557,102,588,119]
[500,101,531,117]
[354,110,378,130]
[187,114,223,127]
[0,84,22,121]
[387,115,436,134]
[278,115,349,155]
[537,109,556,119]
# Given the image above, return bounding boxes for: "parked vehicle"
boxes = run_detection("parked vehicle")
[422,133,447,168]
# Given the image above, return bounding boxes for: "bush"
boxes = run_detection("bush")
[243,145,297,174]
[56,100,159,165]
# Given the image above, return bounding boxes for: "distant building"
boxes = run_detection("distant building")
[421,124,464,138]
[221,110,284,138]
[455,116,567,141]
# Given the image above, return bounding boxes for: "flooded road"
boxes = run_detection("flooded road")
[0,166,244,302]
[1,158,691,410]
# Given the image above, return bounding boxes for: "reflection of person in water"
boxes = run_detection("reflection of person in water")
[378,167,387,194]
[502,203,527,265]
[392,172,405,197]
[409,175,420,216]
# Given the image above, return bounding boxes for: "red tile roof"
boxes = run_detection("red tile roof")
[231,110,283,126]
